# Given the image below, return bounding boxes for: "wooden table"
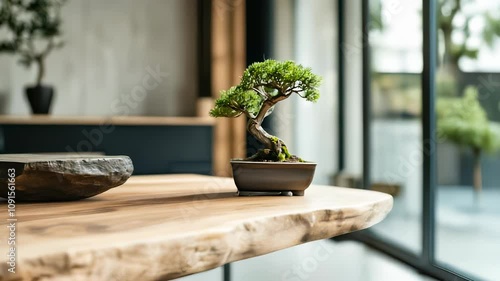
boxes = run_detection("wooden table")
[0,175,393,281]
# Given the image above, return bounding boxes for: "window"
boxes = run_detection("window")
[346,0,500,280]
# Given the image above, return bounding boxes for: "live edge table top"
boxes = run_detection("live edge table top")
[0,174,393,281]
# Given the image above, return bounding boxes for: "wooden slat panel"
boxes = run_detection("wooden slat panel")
[211,0,247,176]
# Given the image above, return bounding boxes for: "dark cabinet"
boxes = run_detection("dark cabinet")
[0,124,213,175]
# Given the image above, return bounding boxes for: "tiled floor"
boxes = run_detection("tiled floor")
[176,240,435,281]
[436,186,500,281]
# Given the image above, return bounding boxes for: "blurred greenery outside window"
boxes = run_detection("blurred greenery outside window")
[369,0,500,192]
[370,0,500,121]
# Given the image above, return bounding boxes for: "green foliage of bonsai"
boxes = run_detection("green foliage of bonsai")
[0,0,67,86]
[437,86,500,192]
[210,60,322,162]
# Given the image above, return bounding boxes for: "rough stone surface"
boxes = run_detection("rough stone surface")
[0,175,393,281]
[0,154,134,201]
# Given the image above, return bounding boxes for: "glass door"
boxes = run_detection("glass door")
[434,0,500,280]
[347,0,495,280]
[367,0,424,254]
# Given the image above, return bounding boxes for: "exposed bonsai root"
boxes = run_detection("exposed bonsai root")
[244,148,304,162]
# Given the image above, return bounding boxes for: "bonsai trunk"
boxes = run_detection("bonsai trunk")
[472,147,482,193]
[246,100,289,161]
[35,57,45,86]
[441,26,460,78]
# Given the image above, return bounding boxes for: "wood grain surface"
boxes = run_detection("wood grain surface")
[0,174,392,281]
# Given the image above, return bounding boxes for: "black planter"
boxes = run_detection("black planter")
[25,85,54,114]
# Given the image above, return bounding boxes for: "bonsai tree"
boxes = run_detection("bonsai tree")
[437,86,500,193]
[210,60,321,162]
[0,0,66,86]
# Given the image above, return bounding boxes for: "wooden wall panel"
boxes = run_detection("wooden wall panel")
[211,0,246,176]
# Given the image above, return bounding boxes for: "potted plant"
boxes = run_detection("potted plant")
[0,0,66,114]
[210,60,322,196]
[437,86,500,195]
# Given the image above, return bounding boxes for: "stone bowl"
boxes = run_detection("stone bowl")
[230,160,316,196]
[0,154,134,202]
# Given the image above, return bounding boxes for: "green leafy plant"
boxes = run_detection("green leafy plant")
[438,0,500,74]
[437,86,500,192]
[0,0,66,86]
[435,0,500,99]
[210,60,322,162]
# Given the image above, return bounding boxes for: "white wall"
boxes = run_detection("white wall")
[0,0,198,116]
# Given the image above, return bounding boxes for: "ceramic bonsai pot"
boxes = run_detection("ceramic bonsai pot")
[26,85,54,114]
[230,160,316,196]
